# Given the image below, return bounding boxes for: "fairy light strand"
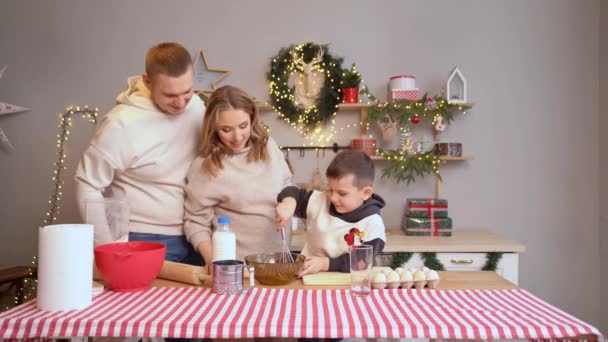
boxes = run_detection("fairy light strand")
[3,105,99,312]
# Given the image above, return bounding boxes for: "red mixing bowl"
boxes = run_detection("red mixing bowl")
[94,241,166,292]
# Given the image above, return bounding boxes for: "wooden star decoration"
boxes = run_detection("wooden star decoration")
[193,49,231,96]
[0,65,30,150]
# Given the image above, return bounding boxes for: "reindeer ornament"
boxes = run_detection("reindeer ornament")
[288,48,325,109]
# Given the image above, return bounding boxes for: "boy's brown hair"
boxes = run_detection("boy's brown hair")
[145,42,192,80]
[326,150,375,188]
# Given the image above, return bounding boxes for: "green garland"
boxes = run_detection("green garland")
[482,252,503,271]
[358,86,471,184]
[389,252,503,272]
[390,252,413,269]
[267,42,344,132]
[377,150,441,184]
[360,86,471,126]
[421,252,446,271]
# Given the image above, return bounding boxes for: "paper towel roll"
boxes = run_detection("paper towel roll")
[38,224,94,311]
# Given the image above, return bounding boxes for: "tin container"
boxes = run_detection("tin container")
[212,260,254,295]
[389,75,416,90]
[434,143,462,157]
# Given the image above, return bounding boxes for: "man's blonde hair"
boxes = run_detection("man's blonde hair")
[145,42,192,79]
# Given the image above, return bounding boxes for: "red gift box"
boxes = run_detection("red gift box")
[351,138,376,156]
[389,89,420,102]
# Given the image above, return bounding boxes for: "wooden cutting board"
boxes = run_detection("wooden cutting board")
[302,267,393,286]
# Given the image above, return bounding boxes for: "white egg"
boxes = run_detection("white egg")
[408,267,418,274]
[426,270,439,280]
[387,271,401,283]
[373,272,387,283]
[400,270,413,281]
[394,267,405,275]
[382,268,392,275]
[421,266,430,272]
[413,270,427,281]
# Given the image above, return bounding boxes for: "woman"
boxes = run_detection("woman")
[184,85,292,269]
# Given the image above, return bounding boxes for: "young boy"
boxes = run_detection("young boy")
[275,150,386,277]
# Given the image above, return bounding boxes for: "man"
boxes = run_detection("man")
[75,42,205,265]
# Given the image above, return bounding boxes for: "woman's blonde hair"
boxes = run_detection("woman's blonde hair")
[198,85,269,176]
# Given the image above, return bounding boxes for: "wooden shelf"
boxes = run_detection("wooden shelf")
[370,155,474,161]
[256,102,474,112]
[257,100,473,198]
[256,102,272,112]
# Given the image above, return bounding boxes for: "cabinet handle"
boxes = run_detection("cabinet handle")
[450,259,474,264]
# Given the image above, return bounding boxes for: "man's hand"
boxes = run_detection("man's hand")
[275,197,297,231]
[297,256,329,277]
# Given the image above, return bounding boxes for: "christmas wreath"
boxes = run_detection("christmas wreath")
[267,42,344,132]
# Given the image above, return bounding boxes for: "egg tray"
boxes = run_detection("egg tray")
[371,279,440,290]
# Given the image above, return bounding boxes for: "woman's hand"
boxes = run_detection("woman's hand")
[275,197,297,231]
[197,240,213,275]
[297,256,329,277]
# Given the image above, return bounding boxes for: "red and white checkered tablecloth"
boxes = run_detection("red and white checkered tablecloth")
[0,287,603,340]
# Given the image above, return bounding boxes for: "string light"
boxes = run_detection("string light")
[45,106,99,225]
[3,105,99,311]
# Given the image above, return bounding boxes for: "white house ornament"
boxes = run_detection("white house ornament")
[446,67,467,104]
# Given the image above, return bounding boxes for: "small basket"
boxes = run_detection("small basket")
[351,138,376,156]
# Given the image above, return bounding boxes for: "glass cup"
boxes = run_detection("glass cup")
[85,198,129,246]
[350,245,373,297]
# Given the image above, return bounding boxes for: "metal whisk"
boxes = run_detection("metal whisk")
[279,227,295,264]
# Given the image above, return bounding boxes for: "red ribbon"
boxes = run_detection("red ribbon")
[409,199,447,218]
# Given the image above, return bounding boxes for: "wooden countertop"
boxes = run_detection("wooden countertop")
[153,271,517,290]
[291,229,526,253]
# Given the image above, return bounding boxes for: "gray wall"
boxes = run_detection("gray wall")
[600,0,607,334]
[0,0,603,332]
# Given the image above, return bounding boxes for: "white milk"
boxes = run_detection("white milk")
[212,217,236,261]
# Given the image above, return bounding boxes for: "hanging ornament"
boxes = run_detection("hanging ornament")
[378,114,397,142]
[434,115,446,141]
[425,96,437,111]
[411,114,420,124]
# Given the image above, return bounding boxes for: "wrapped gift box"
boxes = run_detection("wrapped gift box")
[407,199,448,218]
[351,138,376,156]
[404,217,453,236]
[405,217,452,229]
[388,89,420,102]
[404,227,453,236]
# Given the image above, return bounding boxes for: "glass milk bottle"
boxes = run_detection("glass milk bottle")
[212,217,236,261]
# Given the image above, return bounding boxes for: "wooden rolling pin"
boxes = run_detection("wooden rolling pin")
[158,260,213,287]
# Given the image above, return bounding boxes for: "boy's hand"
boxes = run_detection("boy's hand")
[298,256,329,277]
[275,197,297,231]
